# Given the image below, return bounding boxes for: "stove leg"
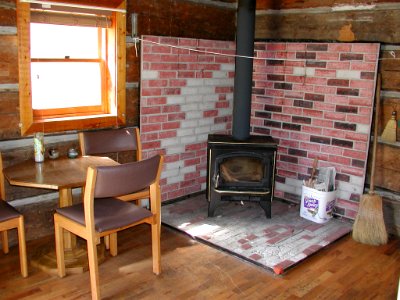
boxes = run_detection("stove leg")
[259,196,271,218]
[208,192,221,217]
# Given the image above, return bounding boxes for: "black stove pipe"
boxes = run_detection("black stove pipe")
[232,0,256,141]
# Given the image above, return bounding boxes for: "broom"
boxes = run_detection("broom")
[352,74,388,246]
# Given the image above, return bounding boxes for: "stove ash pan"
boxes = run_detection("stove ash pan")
[206,134,277,218]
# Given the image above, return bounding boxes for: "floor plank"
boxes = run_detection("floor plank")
[0,224,399,299]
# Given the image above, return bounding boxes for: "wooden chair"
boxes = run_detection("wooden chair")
[54,155,163,300]
[0,153,28,277]
[79,127,149,203]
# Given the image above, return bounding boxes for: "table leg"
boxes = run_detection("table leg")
[58,188,76,250]
[31,187,106,275]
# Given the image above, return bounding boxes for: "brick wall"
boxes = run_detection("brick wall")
[140,36,235,200]
[251,42,379,219]
[140,36,379,219]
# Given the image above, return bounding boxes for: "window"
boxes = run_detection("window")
[17,0,127,135]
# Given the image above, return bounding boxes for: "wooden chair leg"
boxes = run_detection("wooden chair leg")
[17,216,28,277]
[1,231,9,254]
[54,218,66,278]
[109,233,118,257]
[151,222,161,275]
[87,236,100,300]
[104,235,110,250]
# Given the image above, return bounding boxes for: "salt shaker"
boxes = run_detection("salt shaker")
[34,132,45,163]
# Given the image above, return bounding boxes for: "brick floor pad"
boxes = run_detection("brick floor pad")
[161,194,353,275]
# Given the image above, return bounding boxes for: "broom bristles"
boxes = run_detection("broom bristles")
[352,192,388,245]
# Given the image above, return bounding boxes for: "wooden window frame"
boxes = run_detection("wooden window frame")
[17,0,126,136]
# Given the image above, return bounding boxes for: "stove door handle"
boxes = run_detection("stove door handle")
[214,173,220,189]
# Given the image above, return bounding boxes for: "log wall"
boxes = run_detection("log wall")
[0,0,235,242]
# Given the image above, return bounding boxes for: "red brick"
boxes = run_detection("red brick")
[142,141,161,150]
[160,130,177,139]
[141,88,162,96]
[326,61,351,70]
[141,106,161,114]
[145,97,167,106]
[314,69,337,78]
[159,71,178,78]
[203,110,218,118]
[162,122,180,130]
[343,149,367,160]
[148,114,168,123]
[164,154,180,163]
[142,123,162,133]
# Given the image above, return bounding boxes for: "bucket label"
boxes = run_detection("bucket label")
[326,200,335,212]
[304,196,319,216]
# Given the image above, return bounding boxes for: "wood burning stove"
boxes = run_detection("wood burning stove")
[205,0,278,218]
[206,134,277,218]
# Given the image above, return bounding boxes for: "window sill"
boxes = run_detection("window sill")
[23,114,125,135]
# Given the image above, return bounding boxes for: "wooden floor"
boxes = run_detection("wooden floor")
[0,224,399,300]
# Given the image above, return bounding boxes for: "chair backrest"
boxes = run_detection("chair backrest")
[93,155,163,199]
[79,127,142,161]
[83,155,164,225]
[0,153,6,201]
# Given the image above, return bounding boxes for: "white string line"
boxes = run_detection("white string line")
[134,37,395,62]
[135,37,267,60]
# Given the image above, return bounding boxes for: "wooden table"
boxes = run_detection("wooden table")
[3,155,119,274]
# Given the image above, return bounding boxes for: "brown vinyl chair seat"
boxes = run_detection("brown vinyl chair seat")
[0,201,21,222]
[0,152,28,278]
[56,198,152,233]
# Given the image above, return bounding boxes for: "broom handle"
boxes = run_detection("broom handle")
[370,74,381,193]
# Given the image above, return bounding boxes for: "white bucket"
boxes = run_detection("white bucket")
[300,185,336,224]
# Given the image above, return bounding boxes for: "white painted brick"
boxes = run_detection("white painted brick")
[166,146,185,155]
[161,169,179,179]
[180,120,198,128]
[218,108,233,116]
[186,111,203,119]
[337,190,351,200]
[211,124,227,132]
[181,165,196,174]
[141,70,159,79]
[336,70,361,79]
[212,71,230,78]
[161,138,179,148]
[180,103,199,112]
[200,169,207,177]
[199,118,214,126]
[166,160,184,170]
[350,175,364,186]
[293,67,315,76]
[356,124,370,134]
[221,64,235,71]
[198,133,209,141]
[198,86,215,94]
[186,78,205,86]
[167,95,186,105]
[204,78,233,86]
[337,181,363,195]
[202,94,219,102]
[167,175,185,184]
[201,182,207,190]
[177,128,195,137]
[286,178,304,188]
[199,102,215,110]
[186,95,203,103]
[181,87,199,95]
[195,125,212,134]
[275,182,296,194]
[180,135,198,144]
